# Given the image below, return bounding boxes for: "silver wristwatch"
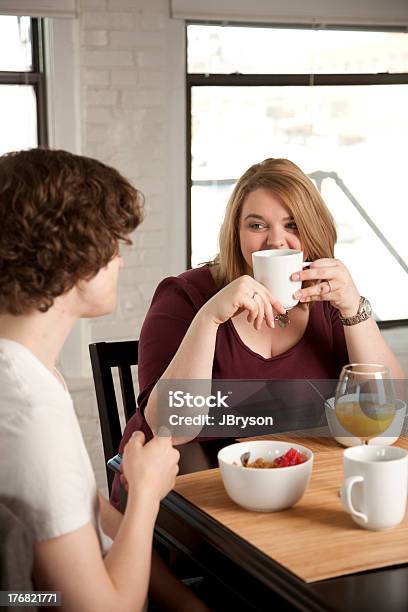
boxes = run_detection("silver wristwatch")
[339,296,372,326]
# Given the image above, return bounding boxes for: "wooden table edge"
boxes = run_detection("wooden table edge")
[158,490,334,612]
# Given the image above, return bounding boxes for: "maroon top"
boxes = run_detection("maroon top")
[110,265,349,508]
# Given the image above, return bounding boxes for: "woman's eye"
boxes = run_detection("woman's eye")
[249,223,266,230]
[286,222,298,231]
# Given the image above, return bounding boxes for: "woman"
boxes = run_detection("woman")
[0,149,208,612]
[112,158,403,503]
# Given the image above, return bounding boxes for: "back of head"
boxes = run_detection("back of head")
[0,148,143,315]
[216,158,337,286]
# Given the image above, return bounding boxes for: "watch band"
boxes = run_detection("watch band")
[339,296,370,326]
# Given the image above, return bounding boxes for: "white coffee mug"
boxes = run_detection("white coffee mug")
[252,249,309,310]
[341,445,408,530]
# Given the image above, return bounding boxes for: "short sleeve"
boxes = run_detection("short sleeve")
[137,276,201,413]
[9,403,92,542]
[110,276,204,509]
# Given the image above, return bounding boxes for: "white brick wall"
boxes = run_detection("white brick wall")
[64,0,186,490]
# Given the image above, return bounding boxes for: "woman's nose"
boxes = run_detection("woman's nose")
[266,229,286,249]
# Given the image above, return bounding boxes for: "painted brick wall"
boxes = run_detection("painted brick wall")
[68,0,185,492]
[80,0,180,334]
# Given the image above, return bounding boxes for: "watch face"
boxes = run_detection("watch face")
[363,298,372,316]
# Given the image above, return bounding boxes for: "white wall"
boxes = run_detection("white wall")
[80,0,186,345]
[61,0,186,491]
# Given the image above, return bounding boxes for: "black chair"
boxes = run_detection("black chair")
[89,340,139,493]
[89,341,208,596]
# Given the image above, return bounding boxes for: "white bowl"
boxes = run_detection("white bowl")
[217,440,313,512]
[325,396,406,447]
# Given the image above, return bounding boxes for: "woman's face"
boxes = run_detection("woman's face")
[239,187,302,270]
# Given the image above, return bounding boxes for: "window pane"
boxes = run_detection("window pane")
[191,85,408,320]
[188,25,408,75]
[0,85,37,154]
[0,16,32,71]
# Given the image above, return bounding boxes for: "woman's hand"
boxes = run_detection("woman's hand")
[121,431,180,504]
[291,258,360,316]
[199,274,287,330]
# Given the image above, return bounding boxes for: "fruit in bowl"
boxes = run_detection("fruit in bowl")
[218,440,313,512]
[240,447,308,468]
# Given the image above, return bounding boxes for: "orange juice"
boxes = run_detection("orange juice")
[335,401,395,439]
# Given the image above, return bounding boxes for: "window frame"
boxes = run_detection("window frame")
[186,22,408,327]
[0,17,48,147]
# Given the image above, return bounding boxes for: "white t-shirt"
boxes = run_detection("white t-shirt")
[0,339,112,553]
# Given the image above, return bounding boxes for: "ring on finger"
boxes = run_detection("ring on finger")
[326,280,333,293]
[252,291,258,300]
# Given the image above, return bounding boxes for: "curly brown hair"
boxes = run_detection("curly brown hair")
[0,148,144,315]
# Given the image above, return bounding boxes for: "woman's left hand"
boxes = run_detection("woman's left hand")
[291,258,361,317]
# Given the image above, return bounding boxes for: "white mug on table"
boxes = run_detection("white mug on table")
[252,249,309,310]
[341,445,408,530]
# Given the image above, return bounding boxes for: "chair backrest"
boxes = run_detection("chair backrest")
[89,340,138,492]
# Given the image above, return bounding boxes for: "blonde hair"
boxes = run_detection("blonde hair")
[212,158,337,288]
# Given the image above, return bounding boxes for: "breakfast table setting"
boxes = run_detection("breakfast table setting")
[122,324,408,611]
[155,397,408,612]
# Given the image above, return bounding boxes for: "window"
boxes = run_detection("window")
[187,24,408,323]
[0,15,47,155]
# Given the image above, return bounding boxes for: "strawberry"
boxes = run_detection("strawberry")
[272,448,308,468]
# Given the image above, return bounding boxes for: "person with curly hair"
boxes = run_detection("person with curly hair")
[0,149,208,612]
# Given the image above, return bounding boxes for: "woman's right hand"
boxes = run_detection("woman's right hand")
[199,275,286,330]
[121,431,180,504]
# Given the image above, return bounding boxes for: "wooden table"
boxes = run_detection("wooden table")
[155,436,408,612]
